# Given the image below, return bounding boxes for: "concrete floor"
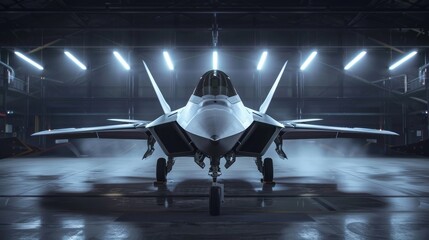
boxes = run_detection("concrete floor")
[0,148,429,239]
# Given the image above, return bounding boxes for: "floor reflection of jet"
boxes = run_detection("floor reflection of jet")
[33,60,398,215]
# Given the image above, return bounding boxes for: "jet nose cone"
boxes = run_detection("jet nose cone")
[211,135,219,141]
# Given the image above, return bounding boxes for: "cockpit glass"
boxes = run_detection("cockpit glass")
[193,70,237,97]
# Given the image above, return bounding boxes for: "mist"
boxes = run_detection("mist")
[69,138,382,161]
[72,139,147,158]
[263,138,384,171]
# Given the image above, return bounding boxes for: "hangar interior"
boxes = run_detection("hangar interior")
[1,0,429,239]
[1,0,428,147]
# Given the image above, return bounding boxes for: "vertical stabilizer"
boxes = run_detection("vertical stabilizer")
[142,61,171,114]
[259,61,288,114]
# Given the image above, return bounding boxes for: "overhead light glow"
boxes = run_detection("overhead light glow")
[257,51,268,71]
[213,51,218,70]
[14,51,44,70]
[300,51,317,71]
[113,51,130,70]
[163,51,174,70]
[389,51,418,70]
[344,51,367,70]
[64,51,87,70]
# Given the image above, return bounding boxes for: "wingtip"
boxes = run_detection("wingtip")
[381,130,400,136]
[31,131,44,137]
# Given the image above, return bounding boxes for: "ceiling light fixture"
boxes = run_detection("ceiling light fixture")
[14,51,44,70]
[389,51,418,70]
[64,51,87,70]
[163,51,174,70]
[113,51,130,70]
[344,51,367,70]
[213,51,218,70]
[257,51,268,71]
[300,51,317,71]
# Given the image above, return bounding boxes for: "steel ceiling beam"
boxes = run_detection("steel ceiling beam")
[3,26,429,31]
[1,7,429,14]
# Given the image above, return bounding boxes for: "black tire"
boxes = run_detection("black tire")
[156,158,167,182]
[263,158,274,183]
[209,186,221,216]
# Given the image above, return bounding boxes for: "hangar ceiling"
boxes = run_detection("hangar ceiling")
[1,0,429,147]
[1,0,429,48]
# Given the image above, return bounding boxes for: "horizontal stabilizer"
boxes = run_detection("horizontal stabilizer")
[143,61,171,114]
[282,118,323,124]
[108,118,149,124]
[259,61,288,114]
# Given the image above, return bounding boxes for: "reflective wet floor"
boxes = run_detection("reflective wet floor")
[0,153,429,239]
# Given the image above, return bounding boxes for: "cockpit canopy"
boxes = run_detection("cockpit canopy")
[193,70,237,97]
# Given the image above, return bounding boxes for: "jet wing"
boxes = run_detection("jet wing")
[281,123,398,139]
[31,123,149,139]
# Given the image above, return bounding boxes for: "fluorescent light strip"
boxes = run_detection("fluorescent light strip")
[389,51,418,70]
[14,51,44,70]
[300,51,317,71]
[64,51,87,70]
[213,51,218,70]
[257,51,268,70]
[163,51,174,70]
[113,51,130,70]
[344,51,367,70]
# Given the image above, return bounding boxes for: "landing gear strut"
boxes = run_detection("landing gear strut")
[208,156,221,182]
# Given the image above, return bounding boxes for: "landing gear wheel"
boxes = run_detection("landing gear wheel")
[156,158,167,183]
[263,158,274,183]
[209,186,221,216]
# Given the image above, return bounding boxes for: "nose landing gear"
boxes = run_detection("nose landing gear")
[208,156,224,216]
[209,182,224,216]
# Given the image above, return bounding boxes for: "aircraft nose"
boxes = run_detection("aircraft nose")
[193,107,241,140]
[184,106,245,156]
[210,135,219,141]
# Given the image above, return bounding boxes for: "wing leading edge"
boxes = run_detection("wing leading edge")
[31,123,150,139]
[281,122,398,139]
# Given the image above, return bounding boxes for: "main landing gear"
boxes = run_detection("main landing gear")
[156,157,175,183]
[155,152,274,216]
[256,157,274,183]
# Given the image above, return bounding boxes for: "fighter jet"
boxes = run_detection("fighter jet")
[32,60,398,215]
